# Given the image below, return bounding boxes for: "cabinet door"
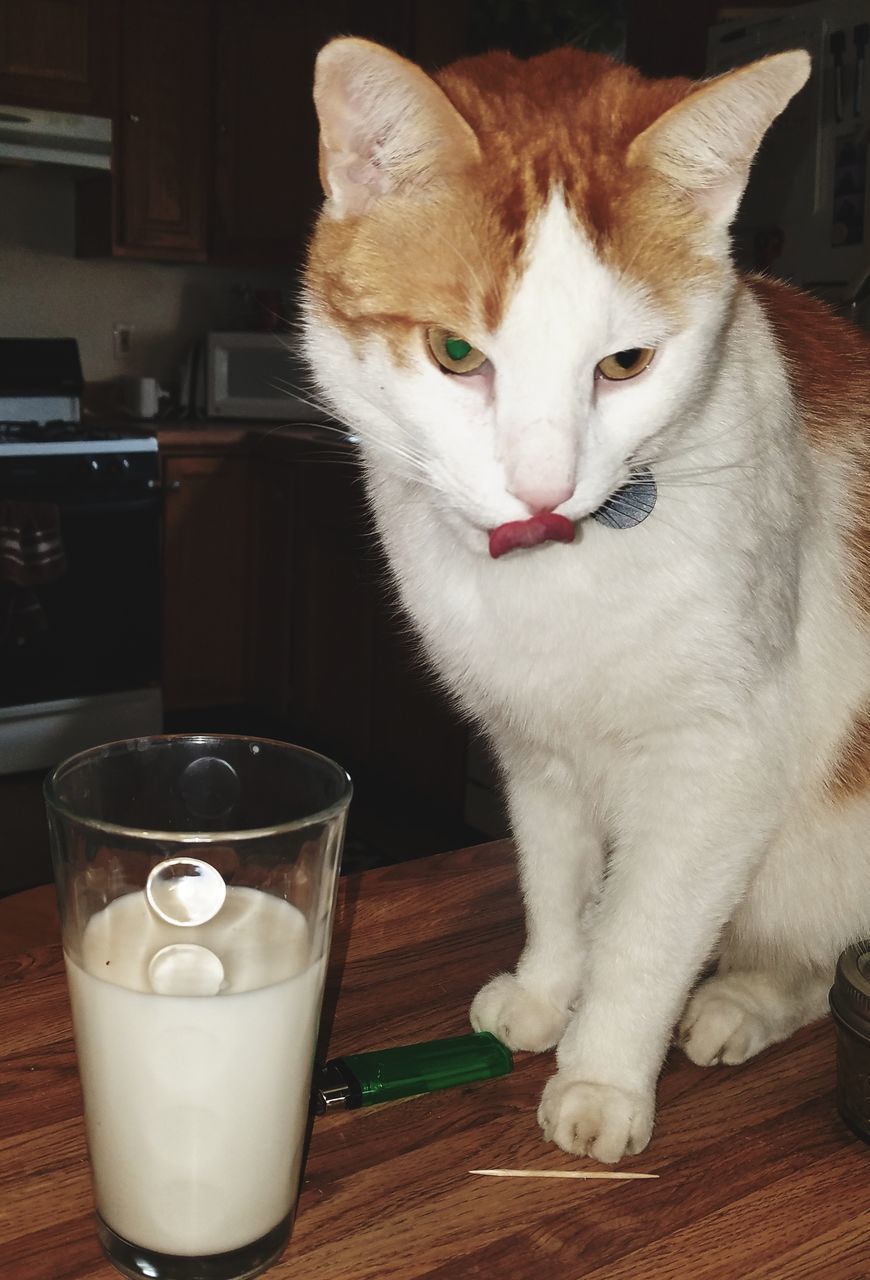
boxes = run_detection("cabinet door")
[162,453,251,710]
[247,459,297,713]
[212,0,432,267]
[116,0,208,259]
[290,458,379,766]
[254,449,467,816]
[0,0,116,114]
[212,0,315,265]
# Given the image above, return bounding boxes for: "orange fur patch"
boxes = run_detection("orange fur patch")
[751,276,870,801]
[750,276,870,613]
[306,47,717,349]
[828,704,870,799]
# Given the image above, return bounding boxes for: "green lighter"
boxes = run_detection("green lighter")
[312,1031,513,1114]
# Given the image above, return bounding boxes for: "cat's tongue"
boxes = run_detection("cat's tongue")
[488,512,575,559]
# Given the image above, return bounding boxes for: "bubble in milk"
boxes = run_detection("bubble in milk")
[147,944,226,996]
[146,857,227,927]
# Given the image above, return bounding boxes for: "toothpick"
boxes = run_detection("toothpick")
[469,1168,659,1180]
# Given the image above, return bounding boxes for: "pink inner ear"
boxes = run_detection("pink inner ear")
[346,156,393,194]
[489,513,575,559]
[324,147,393,215]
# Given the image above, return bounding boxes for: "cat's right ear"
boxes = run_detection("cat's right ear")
[313,38,480,218]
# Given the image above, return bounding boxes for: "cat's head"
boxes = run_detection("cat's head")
[303,41,808,555]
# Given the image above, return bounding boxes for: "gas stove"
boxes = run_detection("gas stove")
[0,420,157,456]
[0,339,162,772]
[0,339,157,456]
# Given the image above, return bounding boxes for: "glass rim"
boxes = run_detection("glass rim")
[43,732,353,843]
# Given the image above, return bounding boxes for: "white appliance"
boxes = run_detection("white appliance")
[201,332,329,422]
[708,0,870,297]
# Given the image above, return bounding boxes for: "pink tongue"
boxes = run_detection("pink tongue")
[488,512,575,559]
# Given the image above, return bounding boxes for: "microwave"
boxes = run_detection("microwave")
[191,331,330,422]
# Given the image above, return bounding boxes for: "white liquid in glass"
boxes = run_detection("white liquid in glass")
[65,886,325,1257]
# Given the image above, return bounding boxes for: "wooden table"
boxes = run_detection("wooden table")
[1,841,866,1280]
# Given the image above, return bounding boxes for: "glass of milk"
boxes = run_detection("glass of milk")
[45,734,352,1280]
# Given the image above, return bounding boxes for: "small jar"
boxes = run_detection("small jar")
[829,943,870,1143]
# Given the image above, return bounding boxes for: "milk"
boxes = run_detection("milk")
[65,886,325,1258]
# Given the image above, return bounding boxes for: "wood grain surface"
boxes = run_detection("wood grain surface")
[0,840,866,1280]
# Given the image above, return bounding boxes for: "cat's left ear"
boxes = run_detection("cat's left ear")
[313,37,480,218]
[629,51,811,227]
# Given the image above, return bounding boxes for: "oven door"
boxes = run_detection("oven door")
[0,449,163,770]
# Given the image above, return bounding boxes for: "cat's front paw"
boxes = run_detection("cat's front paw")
[537,1075,654,1163]
[470,973,569,1051]
[679,978,773,1066]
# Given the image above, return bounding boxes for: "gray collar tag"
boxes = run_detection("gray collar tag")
[590,467,656,529]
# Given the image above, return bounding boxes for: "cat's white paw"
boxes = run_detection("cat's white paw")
[537,1075,654,1163]
[470,973,569,1051]
[679,980,771,1066]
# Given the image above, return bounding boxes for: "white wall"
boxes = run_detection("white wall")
[0,164,294,389]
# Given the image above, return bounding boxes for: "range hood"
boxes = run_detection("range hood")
[0,104,111,171]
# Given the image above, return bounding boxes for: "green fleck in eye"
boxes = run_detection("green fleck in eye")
[426,326,487,374]
[445,337,472,361]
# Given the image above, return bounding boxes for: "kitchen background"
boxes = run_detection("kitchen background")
[1,0,865,896]
[0,164,290,385]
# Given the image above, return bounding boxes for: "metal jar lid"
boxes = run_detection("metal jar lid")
[829,942,870,1041]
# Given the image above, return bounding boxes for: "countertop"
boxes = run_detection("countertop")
[1,840,866,1279]
[85,417,354,458]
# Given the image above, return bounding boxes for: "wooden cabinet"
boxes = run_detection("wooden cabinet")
[248,439,468,824]
[211,0,316,266]
[3,0,475,267]
[159,427,471,854]
[68,0,473,265]
[208,0,428,266]
[245,458,297,714]
[287,457,380,765]
[0,0,117,114]
[76,0,210,261]
[161,450,252,711]
[114,0,209,259]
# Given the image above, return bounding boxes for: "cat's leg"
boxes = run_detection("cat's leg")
[679,960,831,1066]
[679,794,870,1065]
[537,729,781,1162]
[470,755,605,1052]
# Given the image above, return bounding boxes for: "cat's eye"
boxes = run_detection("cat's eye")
[597,348,655,381]
[427,326,487,375]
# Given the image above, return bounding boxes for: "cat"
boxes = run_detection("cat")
[302,37,870,1164]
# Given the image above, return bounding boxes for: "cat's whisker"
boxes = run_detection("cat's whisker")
[268,378,350,424]
[655,476,750,491]
[340,407,445,493]
[637,408,778,475]
[258,417,356,445]
[633,409,770,463]
[255,363,362,431]
[594,486,729,554]
[598,492,654,519]
[654,458,760,478]
[270,368,435,484]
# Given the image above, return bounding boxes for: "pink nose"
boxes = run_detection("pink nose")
[506,478,575,514]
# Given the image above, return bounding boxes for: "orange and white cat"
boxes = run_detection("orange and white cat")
[302,39,870,1163]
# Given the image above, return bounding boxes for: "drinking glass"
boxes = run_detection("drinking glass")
[45,734,352,1280]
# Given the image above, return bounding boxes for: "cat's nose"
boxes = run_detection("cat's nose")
[507,478,575,514]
